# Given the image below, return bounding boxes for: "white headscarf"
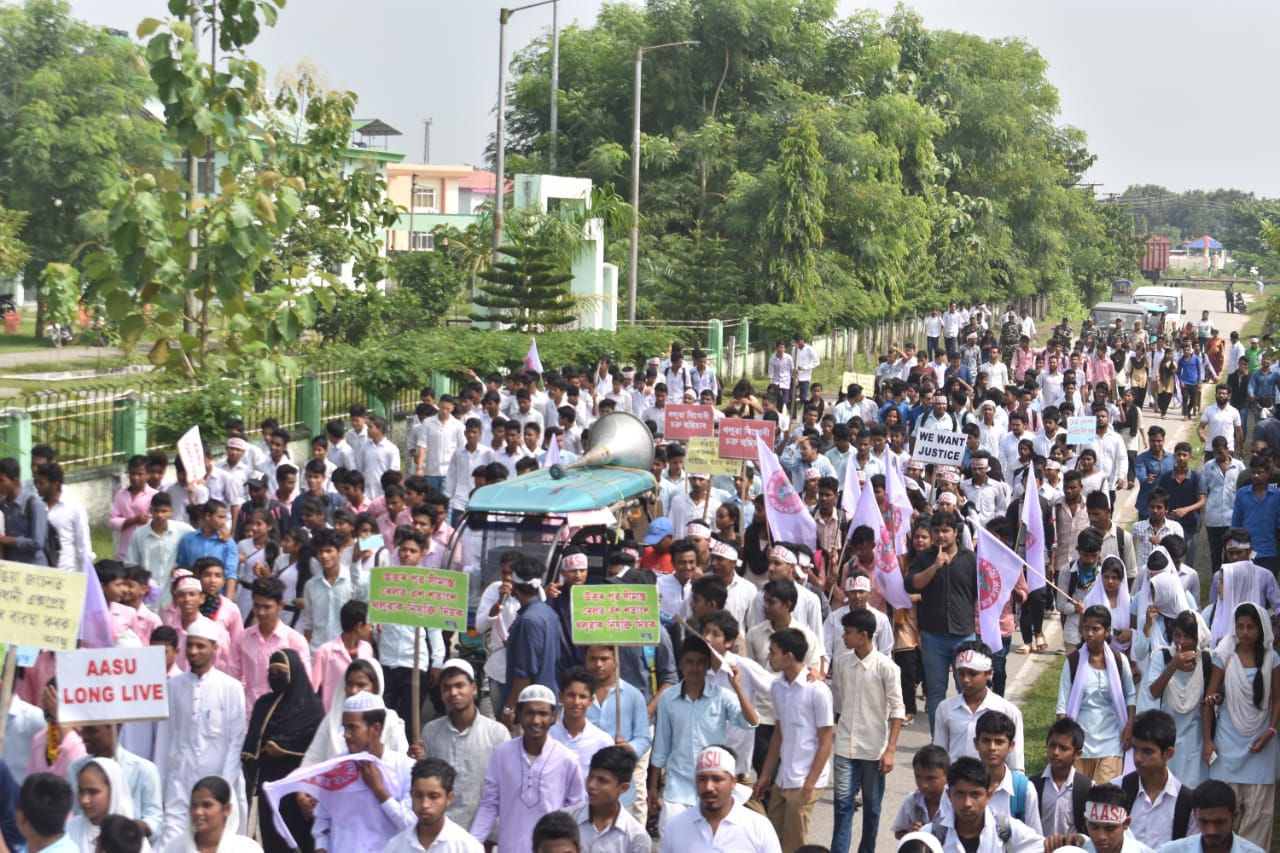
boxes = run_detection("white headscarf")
[1214,602,1277,738]
[301,659,408,765]
[1211,561,1259,644]
[1162,610,1212,715]
[67,758,134,853]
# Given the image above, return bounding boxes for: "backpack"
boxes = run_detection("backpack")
[24,495,57,567]
[1120,771,1195,839]
[1031,771,1093,833]
[932,813,1013,852]
[1010,770,1028,823]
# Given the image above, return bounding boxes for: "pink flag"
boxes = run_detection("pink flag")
[755,438,817,549]
[975,527,1025,650]
[849,474,913,610]
[841,453,861,516]
[546,432,561,467]
[884,453,915,552]
[525,337,543,374]
[78,551,115,649]
[1020,476,1047,593]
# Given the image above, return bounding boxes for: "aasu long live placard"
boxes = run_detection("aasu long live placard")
[0,561,84,651]
[368,567,469,632]
[56,646,169,724]
[570,585,661,646]
[663,403,716,439]
[718,418,777,460]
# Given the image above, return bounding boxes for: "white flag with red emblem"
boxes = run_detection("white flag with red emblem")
[848,471,913,610]
[975,527,1024,650]
[884,453,915,552]
[841,453,861,515]
[525,337,543,374]
[755,438,817,549]
[1020,478,1047,592]
[545,432,561,467]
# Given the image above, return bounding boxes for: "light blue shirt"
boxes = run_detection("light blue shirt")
[1055,654,1136,759]
[586,679,652,807]
[1157,835,1264,853]
[377,623,445,670]
[68,747,163,837]
[651,682,754,806]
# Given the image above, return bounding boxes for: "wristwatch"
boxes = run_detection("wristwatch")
[501,707,515,717]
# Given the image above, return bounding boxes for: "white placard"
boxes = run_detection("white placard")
[912,429,967,467]
[1066,416,1096,446]
[56,646,170,724]
[177,425,205,479]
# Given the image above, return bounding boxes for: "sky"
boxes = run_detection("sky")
[69,0,1280,198]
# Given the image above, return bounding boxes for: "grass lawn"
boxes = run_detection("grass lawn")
[1022,656,1066,777]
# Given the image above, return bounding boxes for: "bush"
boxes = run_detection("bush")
[149,378,257,447]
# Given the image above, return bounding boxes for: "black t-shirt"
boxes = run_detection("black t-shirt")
[906,545,978,637]
[959,835,980,853]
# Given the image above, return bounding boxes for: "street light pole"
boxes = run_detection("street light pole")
[493,0,559,264]
[628,40,699,325]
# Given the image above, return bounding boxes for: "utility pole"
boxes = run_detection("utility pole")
[549,0,559,172]
[422,118,432,164]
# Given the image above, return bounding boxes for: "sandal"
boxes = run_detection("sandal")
[1014,644,1030,654]
[1034,633,1048,653]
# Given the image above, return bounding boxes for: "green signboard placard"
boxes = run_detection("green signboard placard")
[368,567,469,633]
[569,584,661,646]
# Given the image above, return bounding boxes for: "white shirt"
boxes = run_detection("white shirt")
[1038,766,1080,837]
[446,445,494,512]
[420,416,466,478]
[1228,340,1246,373]
[1094,430,1130,489]
[154,667,246,850]
[313,748,415,852]
[989,769,1041,833]
[657,803,782,853]
[362,438,402,498]
[962,478,1011,527]
[722,573,756,628]
[824,605,892,661]
[45,497,91,571]
[1106,772,1198,849]
[5,697,45,782]
[667,492,721,541]
[942,310,966,338]
[830,646,904,761]
[384,818,483,853]
[794,345,819,381]
[1200,403,1242,450]
[925,808,1043,853]
[549,720,616,785]
[926,316,944,337]
[568,801,650,853]
[745,584,824,648]
[933,689,1025,771]
[979,360,1009,388]
[213,457,252,507]
[657,573,689,619]
[768,669,834,788]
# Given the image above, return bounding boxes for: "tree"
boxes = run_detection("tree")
[763,112,826,304]
[82,1,397,382]
[0,0,165,333]
[0,198,27,280]
[391,251,466,324]
[473,237,575,332]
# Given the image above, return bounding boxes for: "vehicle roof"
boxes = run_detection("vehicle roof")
[1091,301,1161,312]
[1132,286,1183,297]
[465,466,656,514]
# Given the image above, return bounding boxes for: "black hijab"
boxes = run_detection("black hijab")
[242,648,325,760]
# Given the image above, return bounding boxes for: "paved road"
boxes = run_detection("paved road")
[801,285,1253,850]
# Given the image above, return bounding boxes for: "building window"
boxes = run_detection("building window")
[412,186,437,211]
[411,231,434,251]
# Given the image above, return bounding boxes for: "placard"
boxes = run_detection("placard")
[663,404,716,439]
[176,425,205,480]
[912,429,967,467]
[368,567,469,632]
[1066,416,1096,446]
[686,437,742,477]
[0,562,85,651]
[718,419,778,460]
[569,585,661,646]
[841,372,860,395]
[56,646,169,724]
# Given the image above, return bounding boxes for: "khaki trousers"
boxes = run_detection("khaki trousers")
[766,784,821,852]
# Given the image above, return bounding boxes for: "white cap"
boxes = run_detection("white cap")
[185,617,220,643]
[440,658,475,680]
[342,692,386,713]
[517,684,557,706]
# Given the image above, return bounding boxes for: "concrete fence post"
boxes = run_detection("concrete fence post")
[298,373,322,438]
[0,408,31,474]
[113,395,148,460]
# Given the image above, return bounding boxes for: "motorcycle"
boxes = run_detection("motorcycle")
[45,322,74,348]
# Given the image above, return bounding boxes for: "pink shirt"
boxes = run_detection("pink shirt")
[238,619,312,712]
[310,636,375,710]
[109,485,158,560]
[1011,348,1036,383]
[28,726,86,778]
[164,612,239,679]
[1089,355,1116,387]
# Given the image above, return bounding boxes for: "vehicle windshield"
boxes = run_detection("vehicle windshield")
[444,512,568,611]
[1090,308,1145,328]
[1135,294,1179,314]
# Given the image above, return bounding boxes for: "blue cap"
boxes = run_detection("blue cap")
[642,517,674,545]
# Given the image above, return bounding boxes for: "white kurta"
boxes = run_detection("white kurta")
[154,668,247,851]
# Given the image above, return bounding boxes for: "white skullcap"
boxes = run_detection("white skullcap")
[342,691,386,713]
[517,684,557,706]
[185,617,220,643]
[440,658,475,680]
